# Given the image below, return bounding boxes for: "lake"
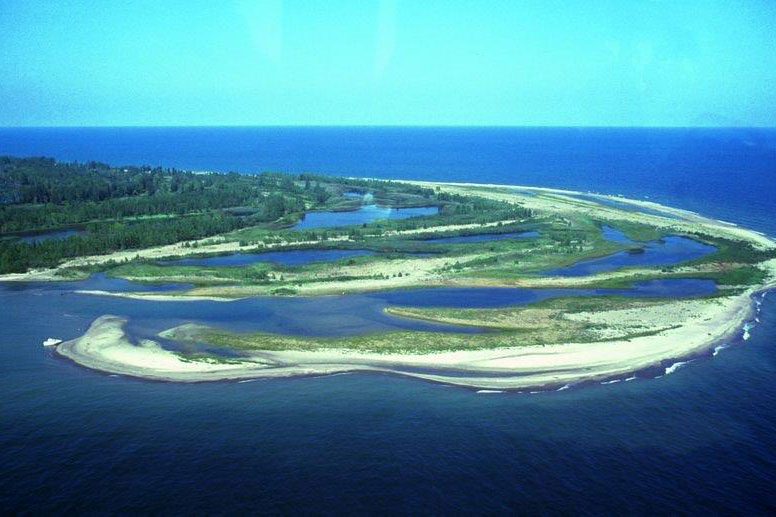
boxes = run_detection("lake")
[16,228,87,244]
[544,226,717,277]
[293,204,438,229]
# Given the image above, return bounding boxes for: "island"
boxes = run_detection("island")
[2,156,775,390]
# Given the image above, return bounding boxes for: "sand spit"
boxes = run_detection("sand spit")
[398,180,776,249]
[55,284,767,390]
[15,180,776,389]
[73,290,240,302]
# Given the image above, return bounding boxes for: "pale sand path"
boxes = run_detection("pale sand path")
[18,180,776,388]
[4,180,775,284]
[55,277,772,389]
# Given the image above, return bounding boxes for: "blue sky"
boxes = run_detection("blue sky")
[1,0,774,126]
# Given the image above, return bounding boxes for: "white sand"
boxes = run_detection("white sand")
[20,180,776,389]
[55,282,768,389]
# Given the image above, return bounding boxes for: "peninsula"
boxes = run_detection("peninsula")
[2,157,774,390]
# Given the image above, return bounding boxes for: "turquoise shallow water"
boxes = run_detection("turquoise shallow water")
[1,127,776,513]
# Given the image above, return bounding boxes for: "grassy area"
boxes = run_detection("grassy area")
[105,214,773,294]
[603,219,668,241]
[162,293,695,354]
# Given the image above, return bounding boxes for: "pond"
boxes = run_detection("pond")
[293,204,438,229]
[544,226,716,277]
[17,228,86,244]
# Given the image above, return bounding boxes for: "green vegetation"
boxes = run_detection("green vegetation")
[7,157,773,364]
[163,295,688,354]
[3,155,773,310]
[1,213,242,273]
[0,156,543,274]
[605,219,668,241]
[0,157,460,273]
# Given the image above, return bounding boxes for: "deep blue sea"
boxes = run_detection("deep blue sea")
[2,127,776,514]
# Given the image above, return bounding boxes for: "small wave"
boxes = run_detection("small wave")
[476,389,504,394]
[601,379,621,385]
[556,384,571,391]
[318,372,352,379]
[665,360,693,375]
[625,376,637,382]
[713,344,730,356]
[743,323,752,341]
[237,379,257,383]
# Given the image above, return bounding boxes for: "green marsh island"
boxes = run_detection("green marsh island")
[3,157,775,390]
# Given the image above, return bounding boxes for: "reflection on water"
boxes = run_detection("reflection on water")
[18,228,86,244]
[293,205,438,229]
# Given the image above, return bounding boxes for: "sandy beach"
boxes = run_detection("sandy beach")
[54,278,772,390]
[23,180,776,389]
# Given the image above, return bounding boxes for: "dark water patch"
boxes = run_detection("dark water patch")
[158,249,374,267]
[367,279,716,308]
[15,228,87,244]
[545,236,716,277]
[293,204,438,229]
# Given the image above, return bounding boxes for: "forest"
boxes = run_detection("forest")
[0,156,532,274]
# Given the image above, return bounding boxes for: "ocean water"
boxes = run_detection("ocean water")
[2,127,776,513]
[2,126,775,235]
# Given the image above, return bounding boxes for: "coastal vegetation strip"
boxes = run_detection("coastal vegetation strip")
[53,284,761,389]
[5,156,776,388]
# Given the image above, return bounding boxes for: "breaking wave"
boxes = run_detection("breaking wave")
[665,360,693,375]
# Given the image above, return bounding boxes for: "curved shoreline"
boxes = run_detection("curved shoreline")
[54,283,771,391]
[32,180,776,390]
